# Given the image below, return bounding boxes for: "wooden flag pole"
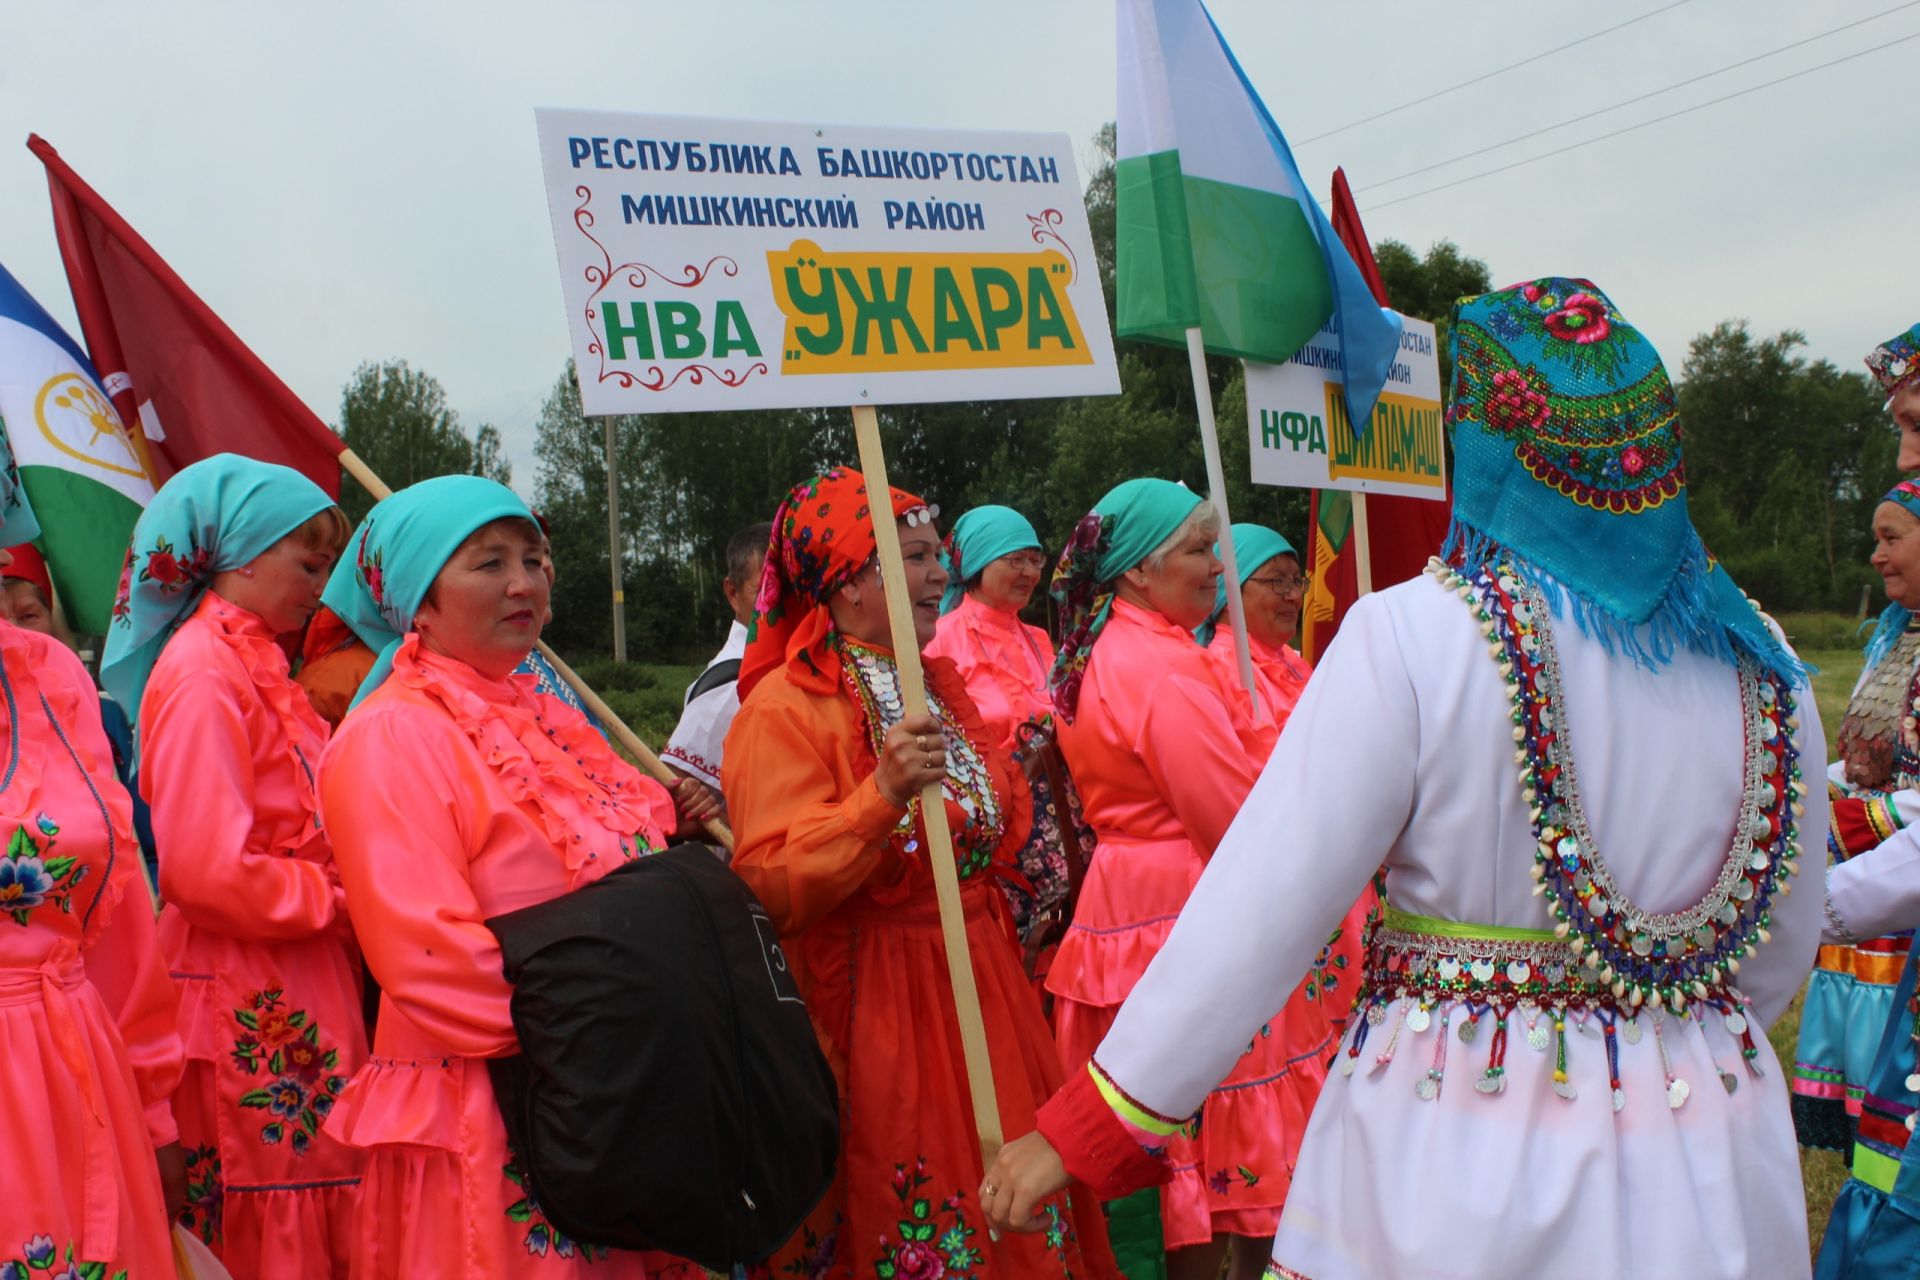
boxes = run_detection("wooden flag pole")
[1185,328,1260,714]
[850,403,1003,1165]
[1351,491,1374,597]
[604,418,629,663]
[334,446,734,850]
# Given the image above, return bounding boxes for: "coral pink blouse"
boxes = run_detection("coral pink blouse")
[318,637,679,1277]
[141,594,355,1058]
[0,621,182,1274]
[923,593,1057,755]
[1205,629,1313,754]
[1057,600,1266,858]
[320,635,675,1115]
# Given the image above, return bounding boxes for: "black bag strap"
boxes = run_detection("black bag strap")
[685,658,742,707]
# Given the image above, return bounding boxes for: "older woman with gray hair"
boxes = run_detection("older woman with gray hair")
[1043,478,1339,1280]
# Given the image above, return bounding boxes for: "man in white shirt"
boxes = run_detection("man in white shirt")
[663,521,769,827]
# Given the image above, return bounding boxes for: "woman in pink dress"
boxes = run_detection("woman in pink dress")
[924,504,1089,945]
[1044,480,1336,1280]
[0,440,186,1279]
[316,475,684,1279]
[101,453,366,1277]
[1203,526,1374,1032]
[1199,523,1313,752]
[925,504,1054,755]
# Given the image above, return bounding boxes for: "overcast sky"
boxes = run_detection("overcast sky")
[2,0,1912,495]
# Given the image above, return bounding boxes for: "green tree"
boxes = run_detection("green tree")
[472,423,512,486]
[1373,238,1493,391]
[1679,323,1893,614]
[1374,239,1493,321]
[530,362,656,657]
[335,359,505,522]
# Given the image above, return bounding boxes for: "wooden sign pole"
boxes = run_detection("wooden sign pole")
[1185,328,1260,714]
[849,403,1004,1165]
[335,447,734,849]
[1351,491,1374,597]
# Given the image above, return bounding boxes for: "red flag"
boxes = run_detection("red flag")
[1301,168,1449,662]
[29,135,343,495]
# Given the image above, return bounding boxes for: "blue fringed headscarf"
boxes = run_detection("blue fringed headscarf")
[1444,278,1803,685]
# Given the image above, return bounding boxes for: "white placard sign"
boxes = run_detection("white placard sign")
[1243,315,1446,501]
[535,109,1120,415]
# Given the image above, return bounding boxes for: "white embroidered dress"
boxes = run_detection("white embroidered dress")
[1090,570,1827,1280]
[663,619,749,790]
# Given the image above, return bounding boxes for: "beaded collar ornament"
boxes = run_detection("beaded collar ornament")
[1447,559,1805,1012]
[1338,559,1803,1111]
[838,637,1004,878]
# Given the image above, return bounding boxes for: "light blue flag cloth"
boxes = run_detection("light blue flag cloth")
[1200,0,1403,433]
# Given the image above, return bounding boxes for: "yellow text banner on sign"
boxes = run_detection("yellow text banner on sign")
[1243,314,1446,502]
[535,109,1119,414]
[767,240,1094,375]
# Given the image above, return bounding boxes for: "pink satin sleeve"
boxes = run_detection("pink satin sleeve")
[64,665,184,1146]
[84,879,185,1145]
[320,707,517,1058]
[1134,672,1261,859]
[144,664,339,940]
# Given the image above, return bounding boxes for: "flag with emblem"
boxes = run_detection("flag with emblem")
[29,134,344,497]
[0,260,153,633]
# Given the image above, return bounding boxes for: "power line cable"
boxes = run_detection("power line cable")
[1359,27,1920,213]
[1295,0,1698,145]
[1355,0,1920,193]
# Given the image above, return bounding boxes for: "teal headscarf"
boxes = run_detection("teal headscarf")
[0,413,40,545]
[322,474,538,709]
[1196,523,1297,646]
[1048,478,1205,721]
[1445,278,1800,684]
[102,453,332,725]
[939,505,1042,614]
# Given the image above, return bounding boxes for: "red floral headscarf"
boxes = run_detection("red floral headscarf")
[738,467,930,700]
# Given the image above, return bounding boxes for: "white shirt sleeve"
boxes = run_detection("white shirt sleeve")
[1093,592,1419,1120]
[1826,824,1920,942]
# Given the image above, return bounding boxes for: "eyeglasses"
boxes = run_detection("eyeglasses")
[997,552,1047,572]
[1247,573,1309,596]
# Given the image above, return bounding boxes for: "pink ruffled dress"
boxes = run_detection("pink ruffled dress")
[0,621,184,1279]
[1047,599,1338,1247]
[318,636,680,1279]
[923,592,1057,755]
[141,591,368,1275]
